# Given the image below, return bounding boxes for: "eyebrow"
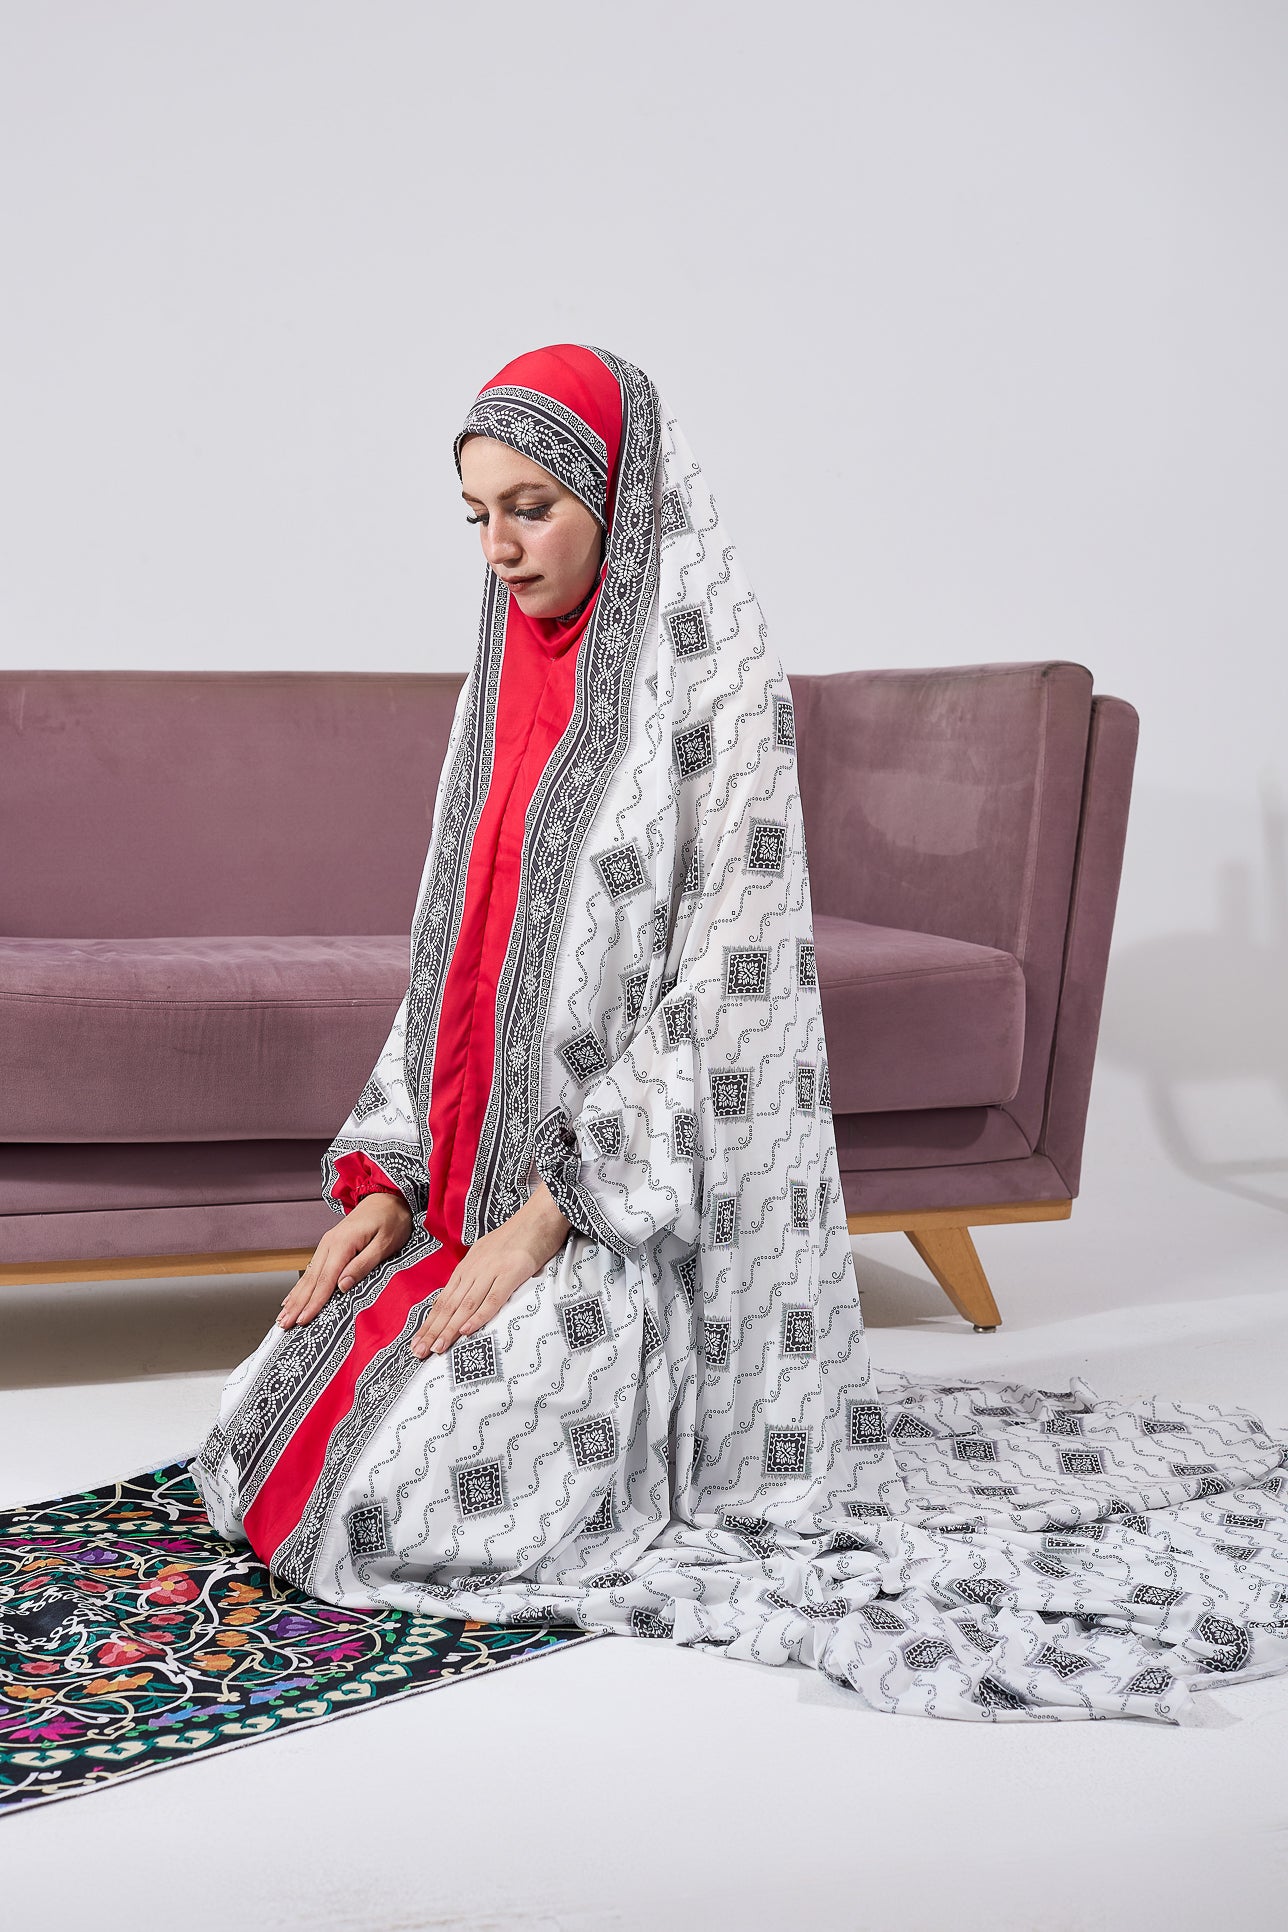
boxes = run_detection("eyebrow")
[460,482,557,505]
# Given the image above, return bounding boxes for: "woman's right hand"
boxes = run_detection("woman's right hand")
[277,1190,414,1329]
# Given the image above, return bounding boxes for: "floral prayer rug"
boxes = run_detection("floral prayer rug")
[0,1459,602,1816]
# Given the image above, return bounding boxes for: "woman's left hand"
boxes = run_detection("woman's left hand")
[410,1180,572,1359]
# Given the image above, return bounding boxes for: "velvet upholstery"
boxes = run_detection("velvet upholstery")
[794,661,1093,1151]
[0,1143,335,1264]
[0,672,459,938]
[813,915,1025,1114]
[1,935,407,1141]
[1040,695,1142,1197]
[0,665,1136,1267]
[0,923,1026,1143]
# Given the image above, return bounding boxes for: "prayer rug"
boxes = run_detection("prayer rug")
[0,1459,602,1816]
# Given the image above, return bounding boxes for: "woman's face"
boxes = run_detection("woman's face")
[459,435,603,621]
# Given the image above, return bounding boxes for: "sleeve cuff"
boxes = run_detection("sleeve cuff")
[324,1148,423,1222]
[531,1106,635,1259]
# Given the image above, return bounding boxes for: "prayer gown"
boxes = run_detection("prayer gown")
[193,345,1288,1721]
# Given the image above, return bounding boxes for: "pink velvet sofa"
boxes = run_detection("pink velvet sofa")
[0,663,1137,1326]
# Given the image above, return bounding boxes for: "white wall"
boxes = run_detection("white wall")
[2,1,1285,1196]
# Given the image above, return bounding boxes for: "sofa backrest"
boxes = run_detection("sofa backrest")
[0,672,463,937]
[3,662,1097,1152]
[791,660,1094,1145]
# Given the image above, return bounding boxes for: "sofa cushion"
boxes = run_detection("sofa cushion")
[813,915,1025,1114]
[0,937,407,1142]
[1,920,1025,1144]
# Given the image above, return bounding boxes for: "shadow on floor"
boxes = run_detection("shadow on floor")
[853,1249,972,1329]
[1099,782,1288,1214]
[0,1272,289,1391]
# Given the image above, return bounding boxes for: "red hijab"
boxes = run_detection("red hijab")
[455,344,624,660]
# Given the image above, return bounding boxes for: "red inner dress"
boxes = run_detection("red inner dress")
[245,621,583,1559]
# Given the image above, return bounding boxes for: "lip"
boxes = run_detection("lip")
[500,575,540,591]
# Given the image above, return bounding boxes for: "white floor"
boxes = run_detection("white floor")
[3,1065,1287,1932]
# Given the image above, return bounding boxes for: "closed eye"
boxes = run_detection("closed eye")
[464,504,553,526]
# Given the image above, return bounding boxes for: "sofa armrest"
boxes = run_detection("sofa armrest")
[1040,693,1140,1194]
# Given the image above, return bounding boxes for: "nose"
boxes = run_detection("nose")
[481,515,522,569]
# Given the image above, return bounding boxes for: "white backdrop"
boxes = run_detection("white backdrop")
[2,0,1285,1198]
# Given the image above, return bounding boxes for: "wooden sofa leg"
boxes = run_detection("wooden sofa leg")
[848,1200,1069,1329]
[905,1228,1002,1332]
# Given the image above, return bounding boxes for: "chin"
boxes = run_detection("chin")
[514,591,563,620]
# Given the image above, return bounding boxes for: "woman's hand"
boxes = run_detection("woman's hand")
[409,1181,572,1359]
[277,1190,414,1330]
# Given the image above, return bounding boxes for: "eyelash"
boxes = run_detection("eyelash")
[465,507,551,525]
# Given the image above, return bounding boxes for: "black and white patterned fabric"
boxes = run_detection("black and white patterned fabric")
[194,352,1288,1722]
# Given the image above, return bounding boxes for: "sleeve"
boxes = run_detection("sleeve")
[532,992,702,1257]
[321,990,430,1223]
[532,650,803,1260]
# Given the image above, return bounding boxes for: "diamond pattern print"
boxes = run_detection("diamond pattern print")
[187,356,1288,1739]
[763,1425,811,1481]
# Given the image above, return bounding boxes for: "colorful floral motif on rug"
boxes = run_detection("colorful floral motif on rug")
[0,1461,600,1816]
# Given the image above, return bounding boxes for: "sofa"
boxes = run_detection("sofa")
[0,662,1137,1327]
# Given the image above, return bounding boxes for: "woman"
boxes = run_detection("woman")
[193,344,1288,1722]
